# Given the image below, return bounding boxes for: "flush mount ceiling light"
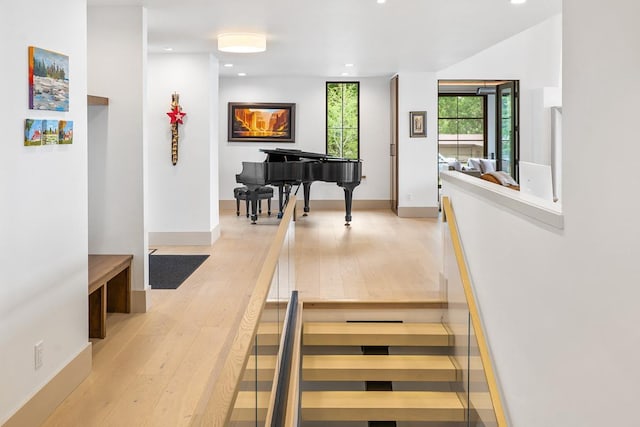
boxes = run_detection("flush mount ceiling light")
[218,33,266,53]
[510,0,526,4]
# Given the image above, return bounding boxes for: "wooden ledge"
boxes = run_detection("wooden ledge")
[302,300,447,310]
[87,95,109,106]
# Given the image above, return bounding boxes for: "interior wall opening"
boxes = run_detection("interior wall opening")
[438,80,520,181]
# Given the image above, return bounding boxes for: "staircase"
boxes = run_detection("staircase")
[231,322,281,423]
[300,321,467,424]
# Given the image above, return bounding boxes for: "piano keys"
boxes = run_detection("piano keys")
[235,148,362,225]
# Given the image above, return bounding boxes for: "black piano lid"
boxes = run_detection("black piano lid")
[260,148,360,162]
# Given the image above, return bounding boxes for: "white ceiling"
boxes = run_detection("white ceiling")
[88,0,562,77]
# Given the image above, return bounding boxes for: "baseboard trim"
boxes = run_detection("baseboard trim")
[131,288,150,313]
[220,199,391,212]
[148,227,219,246]
[3,343,92,427]
[397,206,439,218]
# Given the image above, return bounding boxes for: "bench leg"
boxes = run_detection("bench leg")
[89,285,106,339]
[268,198,272,216]
[107,268,131,313]
[236,197,240,216]
[258,200,262,215]
[245,199,250,218]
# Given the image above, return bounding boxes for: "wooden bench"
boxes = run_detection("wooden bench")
[88,254,133,339]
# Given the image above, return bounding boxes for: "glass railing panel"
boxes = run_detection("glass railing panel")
[468,315,498,427]
[441,196,503,426]
[442,213,472,399]
[233,223,293,425]
[229,335,259,426]
[191,197,297,426]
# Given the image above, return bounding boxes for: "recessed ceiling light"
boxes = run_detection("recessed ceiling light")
[341,72,349,76]
[218,33,266,53]
[238,72,247,77]
[377,0,386,4]
[345,63,354,68]
[224,63,234,68]
[163,47,173,52]
[510,0,526,4]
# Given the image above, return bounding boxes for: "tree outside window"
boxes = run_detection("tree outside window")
[326,82,359,159]
[438,95,485,162]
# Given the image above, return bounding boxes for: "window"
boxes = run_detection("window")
[438,95,486,163]
[326,82,359,159]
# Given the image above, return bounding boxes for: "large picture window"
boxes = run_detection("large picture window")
[438,95,486,162]
[326,81,359,159]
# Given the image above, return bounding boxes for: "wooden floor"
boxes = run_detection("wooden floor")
[42,207,443,427]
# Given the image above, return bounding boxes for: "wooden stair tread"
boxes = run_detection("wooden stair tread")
[243,355,277,382]
[303,322,451,346]
[231,391,270,421]
[303,354,457,381]
[301,391,465,421]
[255,322,281,346]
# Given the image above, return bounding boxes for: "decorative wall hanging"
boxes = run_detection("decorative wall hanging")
[228,102,295,142]
[58,120,74,144]
[42,120,60,145]
[28,46,69,111]
[24,119,73,146]
[166,93,186,165]
[410,111,427,138]
[24,119,43,146]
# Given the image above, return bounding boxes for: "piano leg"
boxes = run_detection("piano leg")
[342,183,357,226]
[277,185,285,219]
[303,182,312,216]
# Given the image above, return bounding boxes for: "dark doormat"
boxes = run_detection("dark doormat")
[149,254,209,289]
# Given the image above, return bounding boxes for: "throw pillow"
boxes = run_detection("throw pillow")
[479,159,496,173]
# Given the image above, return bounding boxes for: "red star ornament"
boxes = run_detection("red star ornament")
[167,106,186,124]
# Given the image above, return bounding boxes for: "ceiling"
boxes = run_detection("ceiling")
[88,0,562,77]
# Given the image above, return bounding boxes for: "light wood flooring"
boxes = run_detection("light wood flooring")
[42,207,443,427]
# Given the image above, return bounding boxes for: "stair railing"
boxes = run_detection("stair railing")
[442,196,508,427]
[265,290,301,426]
[189,196,297,427]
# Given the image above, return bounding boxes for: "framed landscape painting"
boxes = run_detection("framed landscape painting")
[228,102,295,142]
[29,46,69,111]
[58,120,73,144]
[24,119,43,146]
[42,120,60,145]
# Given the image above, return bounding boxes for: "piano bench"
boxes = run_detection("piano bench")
[234,186,274,218]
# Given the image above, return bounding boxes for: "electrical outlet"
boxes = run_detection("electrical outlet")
[407,193,412,201]
[34,341,43,370]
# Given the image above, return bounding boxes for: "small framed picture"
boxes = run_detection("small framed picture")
[410,111,426,138]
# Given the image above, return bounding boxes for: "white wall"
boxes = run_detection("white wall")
[442,2,640,425]
[219,76,390,202]
[438,14,562,166]
[87,6,149,305]
[0,0,88,422]
[147,53,220,245]
[396,72,439,212]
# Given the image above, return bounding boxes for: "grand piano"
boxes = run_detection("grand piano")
[235,148,362,225]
